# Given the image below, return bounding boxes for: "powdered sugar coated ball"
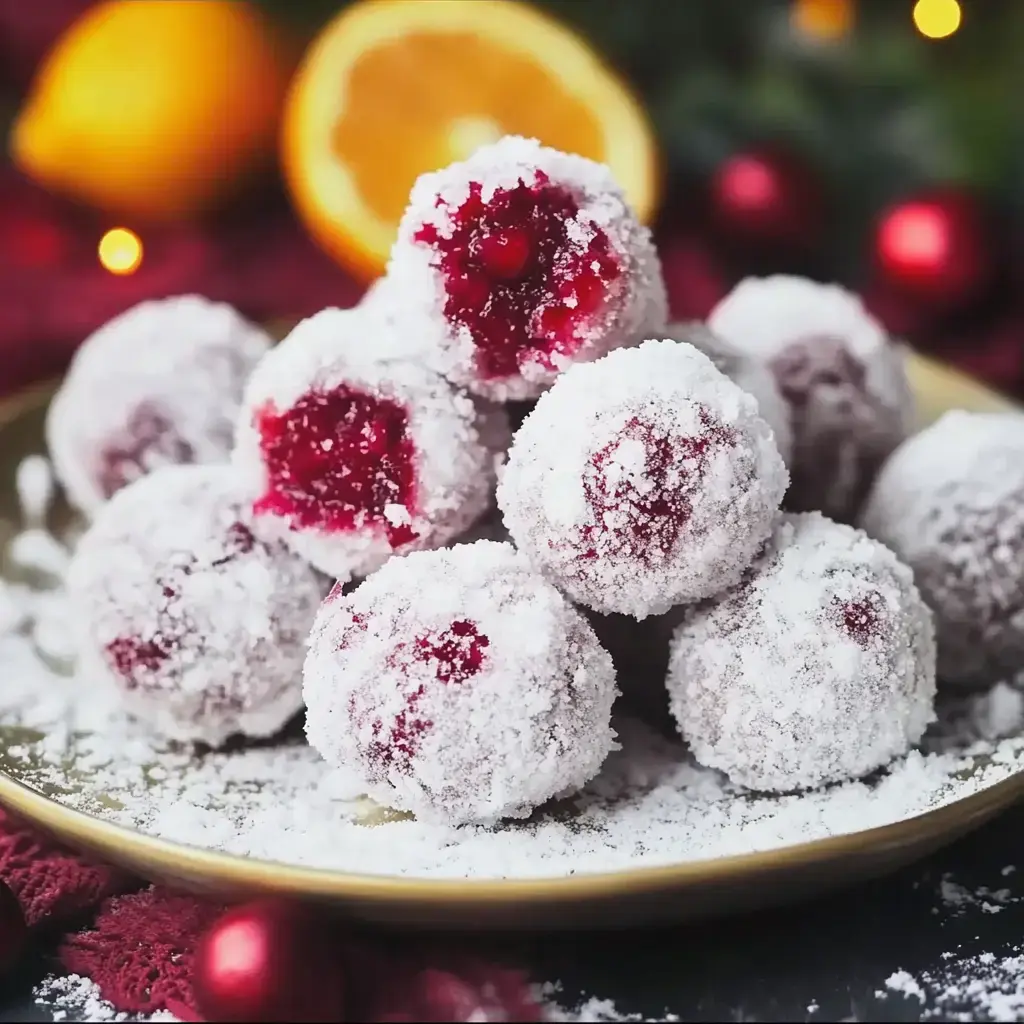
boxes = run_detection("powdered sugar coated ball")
[666,321,793,466]
[233,306,509,581]
[66,465,324,746]
[668,512,936,792]
[303,541,618,826]
[388,135,668,402]
[861,411,1024,688]
[708,275,913,521]
[46,295,271,517]
[497,339,789,618]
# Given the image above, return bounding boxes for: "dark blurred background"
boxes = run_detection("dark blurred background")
[2,0,1022,398]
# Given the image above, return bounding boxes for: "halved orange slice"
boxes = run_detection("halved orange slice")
[282,0,659,281]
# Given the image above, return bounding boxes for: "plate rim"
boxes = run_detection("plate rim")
[0,354,1021,908]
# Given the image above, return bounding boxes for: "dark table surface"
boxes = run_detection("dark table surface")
[5,804,1024,1023]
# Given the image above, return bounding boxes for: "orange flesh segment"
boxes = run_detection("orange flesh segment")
[334,30,605,226]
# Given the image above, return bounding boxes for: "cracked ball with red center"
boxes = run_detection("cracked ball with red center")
[415,174,622,386]
[253,386,419,549]
[581,412,737,565]
[353,619,491,776]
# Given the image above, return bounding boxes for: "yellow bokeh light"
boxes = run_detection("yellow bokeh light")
[913,0,962,39]
[791,0,855,42]
[98,227,143,275]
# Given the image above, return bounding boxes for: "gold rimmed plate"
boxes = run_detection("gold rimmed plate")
[0,354,1019,931]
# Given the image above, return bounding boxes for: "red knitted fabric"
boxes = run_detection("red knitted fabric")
[0,805,541,1022]
[60,887,224,1018]
[0,809,128,928]
[58,886,541,1022]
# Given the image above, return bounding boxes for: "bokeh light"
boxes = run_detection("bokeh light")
[913,0,962,40]
[791,0,855,42]
[98,227,143,275]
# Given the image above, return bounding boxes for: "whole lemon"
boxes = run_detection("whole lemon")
[10,0,291,221]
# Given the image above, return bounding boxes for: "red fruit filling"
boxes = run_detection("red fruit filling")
[253,386,419,548]
[414,173,623,382]
[355,619,490,774]
[105,521,262,689]
[580,412,736,565]
[98,403,195,499]
[833,595,883,648]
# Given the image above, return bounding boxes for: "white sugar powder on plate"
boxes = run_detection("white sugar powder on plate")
[1,456,1024,881]
[538,983,680,1022]
[33,974,180,1023]
[882,950,1024,1021]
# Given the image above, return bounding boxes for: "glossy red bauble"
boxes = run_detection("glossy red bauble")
[192,900,345,1023]
[710,149,823,250]
[874,192,991,311]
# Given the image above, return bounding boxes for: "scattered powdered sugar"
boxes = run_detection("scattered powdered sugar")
[881,950,1024,1021]
[498,339,789,619]
[860,410,1024,688]
[34,974,179,1022]
[936,873,1019,916]
[539,982,680,1022]
[15,453,54,527]
[668,512,936,792]
[233,305,508,581]
[304,542,618,826]
[45,295,271,518]
[1,457,1024,882]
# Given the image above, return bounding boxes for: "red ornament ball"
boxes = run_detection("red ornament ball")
[874,192,990,310]
[192,900,345,1023]
[0,879,26,974]
[710,149,822,249]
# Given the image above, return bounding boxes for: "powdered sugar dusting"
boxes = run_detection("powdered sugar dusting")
[304,541,618,826]
[498,339,788,618]
[539,982,680,1022]
[665,321,793,468]
[0,461,1022,880]
[388,135,668,402]
[46,295,271,517]
[34,974,180,1022]
[861,410,1024,688]
[880,951,1024,1021]
[233,306,508,581]
[15,453,54,526]
[669,512,936,792]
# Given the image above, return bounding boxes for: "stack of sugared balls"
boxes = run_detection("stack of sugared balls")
[49,136,1022,829]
